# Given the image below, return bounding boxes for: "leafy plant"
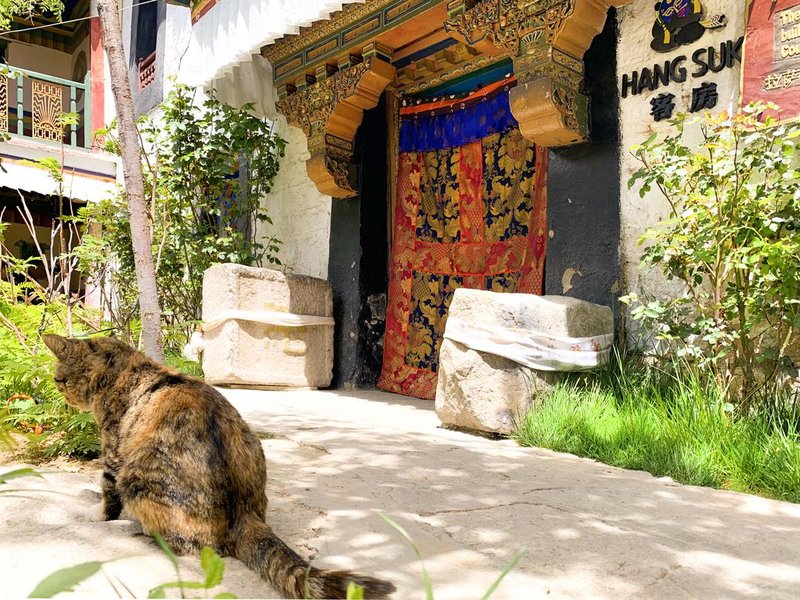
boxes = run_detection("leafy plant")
[28,561,106,598]
[85,85,285,351]
[0,0,63,29]
[514,349,800,503]
[24,531,236,599]
[148,532,236,599]
[0,109,105,459]
[0,466,44,493]
[0,298,101,460]
[625,103,800,409]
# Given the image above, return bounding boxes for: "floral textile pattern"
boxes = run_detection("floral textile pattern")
[379,104,548,400]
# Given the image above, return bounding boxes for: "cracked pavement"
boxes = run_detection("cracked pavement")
[2,387,800,599]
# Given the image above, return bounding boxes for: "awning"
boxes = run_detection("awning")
[0,138,118,203]
[179,0,364,113]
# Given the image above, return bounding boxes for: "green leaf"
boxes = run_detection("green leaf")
[152,532,179,571]
[150,581,206,590]
[378,512,433,600]
[346,582,365,600]
[480,548,527,600]
[201,546,225,588]
[213,594,238,599]
[0,467,44,485]
[28,561,103,598]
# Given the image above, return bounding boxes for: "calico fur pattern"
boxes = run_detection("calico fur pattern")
[43,334,394,599]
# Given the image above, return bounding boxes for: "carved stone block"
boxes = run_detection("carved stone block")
[435,289,614,435]
[201,264,334,388]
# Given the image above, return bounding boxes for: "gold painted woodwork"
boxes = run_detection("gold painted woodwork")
[0,77,7,134]
[32,79,63,142]
[445,0,632,147]
[276,58,396,198]
[394,40,509,94]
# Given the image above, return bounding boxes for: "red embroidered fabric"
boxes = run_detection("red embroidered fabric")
[378,125,548,400]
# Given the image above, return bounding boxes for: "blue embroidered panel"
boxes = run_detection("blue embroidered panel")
[399,90,517,153]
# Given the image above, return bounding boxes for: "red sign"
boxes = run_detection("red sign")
[743,0,800,118]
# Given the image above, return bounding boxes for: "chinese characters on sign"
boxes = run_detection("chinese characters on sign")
[649,83,718,121]
[650,93,676,121]
[690,82,719,112]
[743,1,800,120]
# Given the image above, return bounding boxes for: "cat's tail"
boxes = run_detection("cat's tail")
[233,514,395,599]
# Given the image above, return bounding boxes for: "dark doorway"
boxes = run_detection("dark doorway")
[544,9,621,321]
[327,93,389,389]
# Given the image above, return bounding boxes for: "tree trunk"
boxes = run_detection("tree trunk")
[96,0,164,362]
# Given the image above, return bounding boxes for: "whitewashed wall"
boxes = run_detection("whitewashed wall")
[179,0,363,89]
[618,0,747,308]
[172,1,350,280]
[260,118,332,280]
[212,59,332,280]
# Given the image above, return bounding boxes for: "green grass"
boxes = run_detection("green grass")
[513,355,800,503]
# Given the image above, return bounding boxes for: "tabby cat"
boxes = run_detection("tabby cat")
[43,334,395,599]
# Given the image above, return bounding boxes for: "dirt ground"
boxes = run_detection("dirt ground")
[2,387,800,599]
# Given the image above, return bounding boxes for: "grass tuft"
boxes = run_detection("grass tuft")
[513,352,800,503]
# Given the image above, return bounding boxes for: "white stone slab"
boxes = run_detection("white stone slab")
[435,290,614,435]
[202,264,333,388]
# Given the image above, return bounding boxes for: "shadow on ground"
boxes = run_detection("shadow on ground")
[2,387,799,599]
[227,388,800,599]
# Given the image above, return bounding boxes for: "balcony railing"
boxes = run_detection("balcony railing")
[138,52,156,91]
[0,65,92,149]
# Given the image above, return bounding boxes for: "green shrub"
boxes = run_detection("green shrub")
[625,103,800,409]
[86,84,285,352]
[0,290,100,460]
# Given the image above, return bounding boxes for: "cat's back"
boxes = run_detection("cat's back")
[117,366,267,515]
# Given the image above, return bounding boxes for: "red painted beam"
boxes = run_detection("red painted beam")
[90,16,105,151]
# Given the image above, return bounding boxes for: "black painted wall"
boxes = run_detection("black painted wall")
[327,94,389,389]
[544,9,621,321]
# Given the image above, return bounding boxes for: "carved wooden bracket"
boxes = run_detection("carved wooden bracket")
[446,0,631,147]
[276,56,396,198]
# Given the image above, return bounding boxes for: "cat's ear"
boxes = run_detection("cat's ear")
[42,334,75,358]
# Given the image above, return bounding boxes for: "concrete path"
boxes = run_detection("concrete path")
[2,388,800,599]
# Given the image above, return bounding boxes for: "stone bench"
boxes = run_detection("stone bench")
[201,264,334,388]
[435,289,614,435]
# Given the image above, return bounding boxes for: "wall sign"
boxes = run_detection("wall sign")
[620,36,744,121]
[742,0,800,120]
[651,0,728,52]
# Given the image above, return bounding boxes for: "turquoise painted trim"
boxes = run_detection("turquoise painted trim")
[2,135,109,162]
[83,70,92,149]
[69,85,77,146]
[5,64,92,149]
[12,65,89,90]
[272,0,442,85]
[15,73,23,135]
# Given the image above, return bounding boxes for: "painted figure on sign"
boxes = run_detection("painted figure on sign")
[651,0,727,52]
